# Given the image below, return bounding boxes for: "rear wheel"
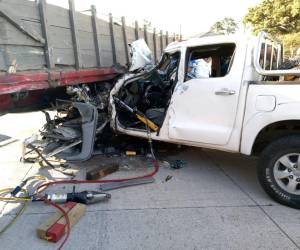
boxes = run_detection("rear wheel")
[258,135,300,209]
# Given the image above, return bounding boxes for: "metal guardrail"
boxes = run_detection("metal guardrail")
[254,31,300,76]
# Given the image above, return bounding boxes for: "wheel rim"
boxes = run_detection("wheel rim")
[273,153,300,195]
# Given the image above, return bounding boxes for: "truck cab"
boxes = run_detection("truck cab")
[111,35,246,148]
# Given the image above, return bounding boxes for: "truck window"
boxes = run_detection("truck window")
[185,43,236,81]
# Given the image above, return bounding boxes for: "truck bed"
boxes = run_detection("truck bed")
[0,0,175,73]
[249,80,300,85]
[0,67,119,113]
[0,0,177,113]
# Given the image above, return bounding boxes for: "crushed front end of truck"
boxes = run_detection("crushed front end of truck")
[22,39,166,162]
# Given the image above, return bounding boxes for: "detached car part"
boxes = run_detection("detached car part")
[56,102,98,161]
[23,82,113,163]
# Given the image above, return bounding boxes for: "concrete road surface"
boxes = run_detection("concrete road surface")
[0,112,299,250]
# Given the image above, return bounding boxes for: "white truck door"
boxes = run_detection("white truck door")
[168,42,246,145]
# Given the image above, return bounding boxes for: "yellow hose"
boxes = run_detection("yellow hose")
[0,189,29,235]
[0,175,47,234]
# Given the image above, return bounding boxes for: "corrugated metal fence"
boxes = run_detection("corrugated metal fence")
[0,0,181,72]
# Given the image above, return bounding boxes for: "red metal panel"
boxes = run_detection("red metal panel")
[0,67,119,113]
[0,67,117,95]
[0,94,12,111]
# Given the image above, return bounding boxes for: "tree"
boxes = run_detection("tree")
[210,18,238,35]
[281,32,300,57]
[244,0,300,35]
[244,0,300,58]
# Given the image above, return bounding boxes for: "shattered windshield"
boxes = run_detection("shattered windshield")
[157,52,181,82]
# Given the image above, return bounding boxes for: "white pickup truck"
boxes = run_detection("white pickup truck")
[109,32,300,208]
[25,32,300,208]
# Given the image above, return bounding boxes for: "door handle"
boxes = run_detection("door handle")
[215,88,236,96]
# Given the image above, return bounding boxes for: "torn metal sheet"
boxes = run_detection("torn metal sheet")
[129,39,154,72]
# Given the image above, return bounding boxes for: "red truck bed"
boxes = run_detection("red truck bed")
[0,67,118,113]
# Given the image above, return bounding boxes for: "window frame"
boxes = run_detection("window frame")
[157,51,181,82]
[184,43,236,82]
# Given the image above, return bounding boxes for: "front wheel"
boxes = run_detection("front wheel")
[257,135,300,209]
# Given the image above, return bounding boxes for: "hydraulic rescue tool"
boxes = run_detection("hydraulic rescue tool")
[34,190,111,204]
[113,96,159,132]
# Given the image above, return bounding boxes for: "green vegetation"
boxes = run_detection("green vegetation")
[210,18,238,35]
[244,0,300,57]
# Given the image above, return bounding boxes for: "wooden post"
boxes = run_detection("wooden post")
[91,5,101,67]
[134,21,139,40]
[160,30,163,55]
[173,33,176,42]
[69,0,82,69]
[38,0,55,69]
[121,16,130,66]
[144,24,148,44]
[109,13,117,64]
[153,28,157,63]
[166,31,169,45]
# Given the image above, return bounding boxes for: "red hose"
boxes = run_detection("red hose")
[36,159,159,194]
[43,199,71,250]
[36,158,160,250]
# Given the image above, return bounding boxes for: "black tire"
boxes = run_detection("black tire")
[258,135,300,209]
